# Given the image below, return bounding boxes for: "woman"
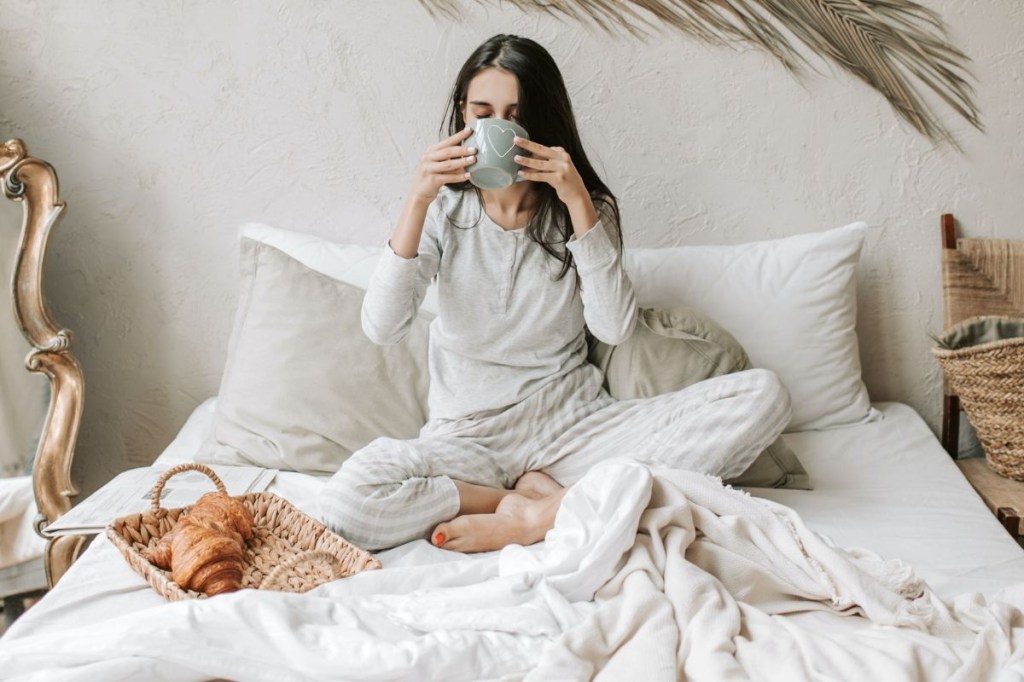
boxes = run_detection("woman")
[318,34,790,553]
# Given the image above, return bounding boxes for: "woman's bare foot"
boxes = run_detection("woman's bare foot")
[514,470,563,500]
[431,488,568,553]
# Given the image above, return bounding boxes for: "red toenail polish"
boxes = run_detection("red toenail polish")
[434,533,446,545]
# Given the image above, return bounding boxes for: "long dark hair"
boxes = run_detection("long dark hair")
[440,34,622,281]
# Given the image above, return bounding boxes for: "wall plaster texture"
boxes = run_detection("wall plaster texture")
[1,1,1021,497]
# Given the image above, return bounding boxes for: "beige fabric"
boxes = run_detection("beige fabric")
[198,239,432,473]
[525,464,1018,682]
[588,307,810,489]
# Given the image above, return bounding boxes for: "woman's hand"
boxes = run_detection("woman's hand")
[411,127,477,204]
[514,137,598,238]
[513,137,588,205]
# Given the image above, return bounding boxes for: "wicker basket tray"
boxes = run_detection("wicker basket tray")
[934,316,1024,480]
[106,463,381,601]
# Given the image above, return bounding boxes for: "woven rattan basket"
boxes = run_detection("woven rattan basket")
[933,316,1024,480]
[106,463,381,601]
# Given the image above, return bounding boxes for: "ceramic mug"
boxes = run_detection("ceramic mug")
[465,118,530,190]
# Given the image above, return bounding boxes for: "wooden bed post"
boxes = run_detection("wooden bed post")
[940,213,960,458]
[1,139,86,587]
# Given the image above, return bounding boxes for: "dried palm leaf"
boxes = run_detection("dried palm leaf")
[419,0,982,147]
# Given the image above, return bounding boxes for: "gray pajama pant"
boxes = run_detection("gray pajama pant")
[317,363,791,551]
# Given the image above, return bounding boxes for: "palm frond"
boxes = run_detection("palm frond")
[419,0,982,147]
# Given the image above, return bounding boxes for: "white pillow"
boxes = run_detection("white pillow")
[241,221,877,432]
[624,222,878,431]
[197,238,431,473]
[240,223,440,314]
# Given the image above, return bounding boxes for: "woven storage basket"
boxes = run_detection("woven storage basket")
[933,316,1024,480]
[106,463,381,601]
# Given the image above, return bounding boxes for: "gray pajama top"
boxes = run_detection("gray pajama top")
[361,187,639,420]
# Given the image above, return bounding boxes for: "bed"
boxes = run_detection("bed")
[0,140,84,631]
[1,143,1023,680]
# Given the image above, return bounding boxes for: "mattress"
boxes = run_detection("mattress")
[3,399,1022,642]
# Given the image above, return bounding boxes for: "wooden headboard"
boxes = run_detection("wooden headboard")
[939,213,1024,457]
[1,139,86,587]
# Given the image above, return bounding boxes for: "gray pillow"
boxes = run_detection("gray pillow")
[588,307,811,489]
[197,239,432,473]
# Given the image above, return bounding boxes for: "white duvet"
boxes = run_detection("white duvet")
[2,460,1023,681]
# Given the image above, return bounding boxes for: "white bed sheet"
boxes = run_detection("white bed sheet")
[756,402,1024,599]
[0,477,45,571]
[3,399,1022,643]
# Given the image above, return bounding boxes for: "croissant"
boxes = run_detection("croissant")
[145,492,255,596]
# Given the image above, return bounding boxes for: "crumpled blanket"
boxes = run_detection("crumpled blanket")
[1,460,1022,681]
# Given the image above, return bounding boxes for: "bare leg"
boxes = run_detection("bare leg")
[453,480,515,514]
[431,487,569,553]
[514,471,563,499]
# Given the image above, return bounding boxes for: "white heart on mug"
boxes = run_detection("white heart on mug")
[486,125,518,158]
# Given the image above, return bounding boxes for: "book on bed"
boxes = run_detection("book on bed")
[42,464,278,537]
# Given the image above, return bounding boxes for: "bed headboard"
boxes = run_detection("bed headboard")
[939,213,1024,457]
[1,139,86,587]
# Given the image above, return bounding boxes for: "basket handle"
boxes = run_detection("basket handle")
[149,463,226,514]
[258,551,343,592]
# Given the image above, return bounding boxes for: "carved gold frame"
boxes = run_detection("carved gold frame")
[1,139,85,587]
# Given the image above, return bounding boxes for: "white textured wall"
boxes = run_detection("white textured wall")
[1,1,1021,496]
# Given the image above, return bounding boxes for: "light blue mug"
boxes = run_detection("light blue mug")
[465,118,530,190]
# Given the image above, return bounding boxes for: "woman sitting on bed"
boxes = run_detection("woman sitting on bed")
[317,34,791,553]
